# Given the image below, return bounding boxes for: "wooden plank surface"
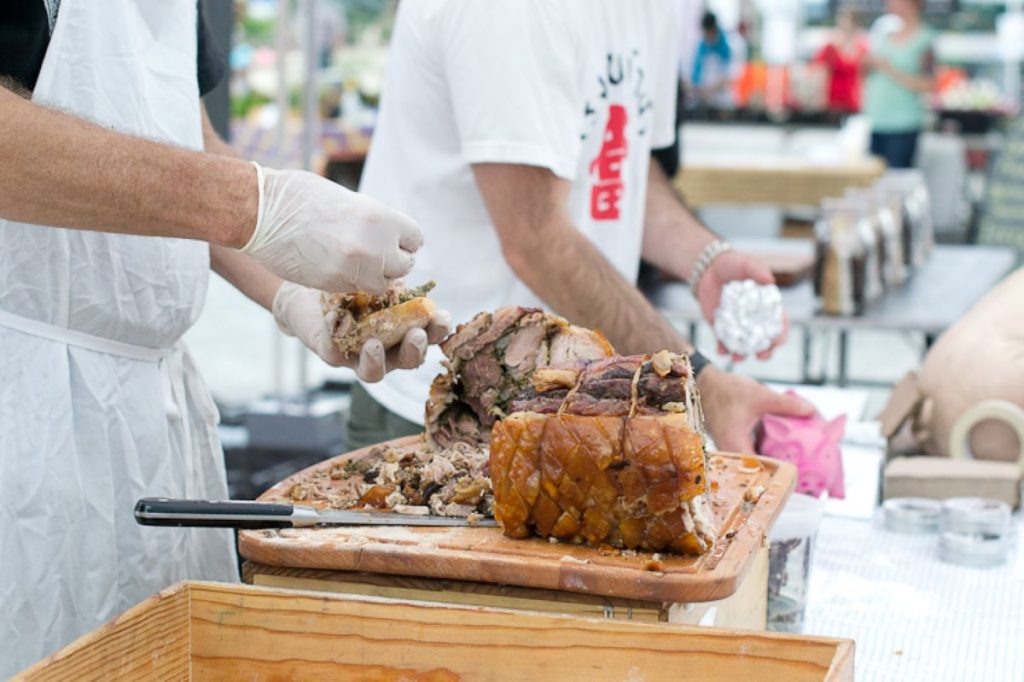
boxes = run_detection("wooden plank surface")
[14,584,191,682]
[675,156,885,208]
[239,438,797,603]
[243,541,769,629]
[244,563,665,621]
[188,581,853,681]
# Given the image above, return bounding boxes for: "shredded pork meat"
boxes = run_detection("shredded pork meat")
[425,307,613,447]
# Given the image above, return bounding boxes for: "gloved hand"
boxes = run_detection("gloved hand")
[241,163,423,294]
[272,281,452,382]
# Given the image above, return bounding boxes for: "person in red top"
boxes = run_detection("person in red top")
[815,7,868,113]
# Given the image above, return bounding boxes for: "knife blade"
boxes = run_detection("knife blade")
[134,498,498,529]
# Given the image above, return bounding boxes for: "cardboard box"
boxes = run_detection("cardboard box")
[884,456,1022,509]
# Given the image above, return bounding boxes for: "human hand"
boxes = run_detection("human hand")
[241,164,423,294]
[696,366,815,454]
[271,281,451,382]
[695,251,789,361]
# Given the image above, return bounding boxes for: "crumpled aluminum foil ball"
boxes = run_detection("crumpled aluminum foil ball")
[713,279,784,356]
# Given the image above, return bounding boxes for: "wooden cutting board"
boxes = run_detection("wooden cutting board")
[238,437,796,604]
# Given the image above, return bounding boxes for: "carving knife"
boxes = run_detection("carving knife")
[134,498,498,529]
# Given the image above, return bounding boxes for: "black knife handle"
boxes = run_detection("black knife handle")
[134,498,296,529]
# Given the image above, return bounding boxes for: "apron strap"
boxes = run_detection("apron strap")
[0,308,172,363]
[42,0,61,33]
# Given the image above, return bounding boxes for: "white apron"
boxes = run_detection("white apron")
[0,0,237,675]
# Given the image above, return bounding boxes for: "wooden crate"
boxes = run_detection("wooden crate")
[16,581,853,681]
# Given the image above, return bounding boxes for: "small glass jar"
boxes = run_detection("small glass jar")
[767,494,825,634]
[938,497,1012,568]
[883,497,942,533]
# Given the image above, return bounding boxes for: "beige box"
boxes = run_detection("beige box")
[884,456,1022,509]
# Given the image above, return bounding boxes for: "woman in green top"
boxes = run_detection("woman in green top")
[864,0,937,168]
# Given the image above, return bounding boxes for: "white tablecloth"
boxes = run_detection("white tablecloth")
[804,515,1024,681]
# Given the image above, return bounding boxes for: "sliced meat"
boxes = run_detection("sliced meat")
[562,357,639,414]
[502,314,549,377]
[440,310,496,359]
[445,306,530,360]
[425,307,614,447]
[462,354,504,401]
[549,326,613,365]
[509,387,569,414]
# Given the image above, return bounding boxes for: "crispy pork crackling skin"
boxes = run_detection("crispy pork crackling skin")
[490,351,717,555]
[322,281,436,355]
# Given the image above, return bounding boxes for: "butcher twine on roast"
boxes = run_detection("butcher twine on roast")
[425,306,613,447]
[489,351,717,555]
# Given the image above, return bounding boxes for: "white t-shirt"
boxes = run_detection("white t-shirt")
[360,0,681,424]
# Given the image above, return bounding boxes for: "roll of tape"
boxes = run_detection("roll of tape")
[948,399,1024,470]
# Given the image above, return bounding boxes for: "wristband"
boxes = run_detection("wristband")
[689,350,711,379]
[689,239,732,298]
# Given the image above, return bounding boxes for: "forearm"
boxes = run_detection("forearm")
[513,222,691,355]
[474,164,691,356]
[641,159,717,281]
[0,86,256,246]
[210,245,282,311]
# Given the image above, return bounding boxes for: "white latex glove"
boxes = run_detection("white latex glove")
[241,163,423,294]
[272,281,452,383]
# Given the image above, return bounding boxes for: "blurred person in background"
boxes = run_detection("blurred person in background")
[864,0,937,168]
[815,6,868,115]
[352,0,812,458]
[691,11,735,110]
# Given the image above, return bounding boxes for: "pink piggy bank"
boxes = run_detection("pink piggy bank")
[758,396,846,499]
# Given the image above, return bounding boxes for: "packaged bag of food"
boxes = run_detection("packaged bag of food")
[871,186,910,286]
[877,170,934,268]
[814,199,866,316]
[841,193,885,304]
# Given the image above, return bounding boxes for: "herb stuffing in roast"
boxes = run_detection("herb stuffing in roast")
[425,307,614,447]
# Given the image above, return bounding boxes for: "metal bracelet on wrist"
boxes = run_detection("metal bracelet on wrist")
[689,239,732,298]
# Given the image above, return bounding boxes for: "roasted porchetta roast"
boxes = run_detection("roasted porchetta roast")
[423,307,716,555]
[287,307,616,521]
[292,305,717,557]
[488,351,716,554]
